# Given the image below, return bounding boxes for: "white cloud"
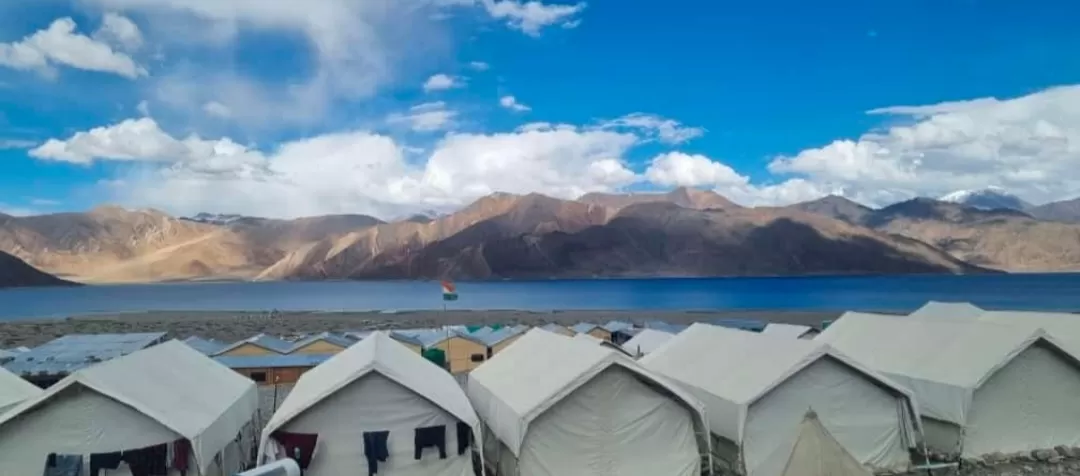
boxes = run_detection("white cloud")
[423,73,463,92]
[202,101,232,118]
[386,101,458,131]
[769,85,1080,206]
[500,95,531,112]
[93,12,144,51]
[0,17,147,79]
[468,61,490,71]
[599,113,704,145]
[480,0,585,36]
[136,100,150,116]
[33,117,639,218]
[644,152,746,187]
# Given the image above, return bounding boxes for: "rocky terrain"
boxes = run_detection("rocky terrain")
[0,251,77,289]
[4,187,1080,284]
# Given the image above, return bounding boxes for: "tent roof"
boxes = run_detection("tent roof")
[263,331,479,438]
[215,333,294,355]
[571,322,603,334]
[0,340,257,472]
[0,366,39,411]
[182,336,228,356]
[467,328,706,456]
[781,410,873,476]
[907,301,985,320]
[908,309,1080,356]
[762,323,814,339]
[3,332,167,376]
[288,332,357,350]
[621,328,674,356]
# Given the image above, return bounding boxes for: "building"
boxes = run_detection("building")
[467,329,710,476]
[258,332,482,476]
[0,366,38,414]
[470,325,529,357]
[396,328,491,373]
[0,340,259,476]
[388,331,424,354]
[642,323,921,476]
[214,353,335,385]
[819,312,1080,459]
[2,332,167,388]
[287,332,357,354]
[182,336,229,355]
[570,322,612,341]
[214,334,295,357]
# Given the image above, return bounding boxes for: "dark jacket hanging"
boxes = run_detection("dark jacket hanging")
[172,439,192,475]
[122,443,168,476]
[414,425,447,460]
[456,421,472,455]
[362,430,391,475]
[271,431,319,469]
[43,453,83,476]
[89,452,122,476]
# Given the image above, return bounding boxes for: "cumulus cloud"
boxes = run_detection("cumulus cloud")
[769,85,1080,206]
[468,61,490,71]
[202,101,232,118]
[598,113,705,145]
[500,95,531,112]
[386,101,458,131]
[423,73,463,92]
[480,0,585,36]
[0,17,146,79]
[644,152,746,187]
[32,117,639,218]
[93,12,144,51]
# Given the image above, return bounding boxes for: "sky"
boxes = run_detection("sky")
[1,0,1080,219]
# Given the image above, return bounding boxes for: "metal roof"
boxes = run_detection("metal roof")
[182,336,228,355]
[289,332,357,351]
[393,327,489,349]
[214,333,294,355]
[213,353,335,369]
[571,322,604,334]
[468,325,529,346]
[3,333,167,377]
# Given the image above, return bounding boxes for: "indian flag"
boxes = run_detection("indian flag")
[441,280,459,301]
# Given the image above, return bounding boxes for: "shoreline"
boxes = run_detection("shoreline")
[0,309,846,349]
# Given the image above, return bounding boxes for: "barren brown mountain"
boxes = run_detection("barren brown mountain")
[859,198,1080,272]
[358,202,985,279]
[786,195,873,225]
[257,193,611,280]
[578,186,739,211]
[0,251,78,288]
[1028,197,1080,224]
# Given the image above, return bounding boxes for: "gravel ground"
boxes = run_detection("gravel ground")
[0,309,841,348]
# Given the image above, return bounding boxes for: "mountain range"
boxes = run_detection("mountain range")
[2,187,1080,286]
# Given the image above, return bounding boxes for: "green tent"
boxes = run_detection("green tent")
[422,348,447,369]
[466,325,484,333]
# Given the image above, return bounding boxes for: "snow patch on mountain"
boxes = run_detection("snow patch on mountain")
[939,187,1030,211]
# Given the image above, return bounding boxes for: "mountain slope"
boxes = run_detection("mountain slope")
[864,198,1080,271]
[354,202,986,279]
[0,251,79,288]
[786,195,872,225]
[939,187,1031,211]
[578,186,739,211]
[1028,197,1080,224]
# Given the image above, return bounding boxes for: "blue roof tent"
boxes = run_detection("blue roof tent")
[710,318,767,332]
[3,333,168,379]
[182,336,228,356]
[213,353,335,370]
[288,332,357,351]
[643,320,689,335]
[468,325,529,347]
[214,333,295,355]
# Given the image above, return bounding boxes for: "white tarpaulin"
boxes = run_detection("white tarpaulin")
[260,331,481,476]
[621,329,674,357]
[641,323,919,476]
[0,365,39,414]
[0,340,258,475]
[818,312,1080,457]
[762,324,814,339]
[467,328,709,476]
[780,410,872,476]
[907,301,985,320]
[906,305,1080,357]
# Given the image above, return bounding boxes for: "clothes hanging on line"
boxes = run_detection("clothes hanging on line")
[456,422,472,455]
[172,439,191,475]
[89,452,122,476]
[122,443,168,476]
[271,431,319,469]
[414,425,447,460]
[363,430,391,475]
[43,453,83,476]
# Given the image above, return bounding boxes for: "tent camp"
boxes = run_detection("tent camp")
[0,340,259,475]
[818,312,1080,458]
[641,323,919,476]
[761,323,817,340]
[467,328,710,476]
[780,410,872,476]
[258,331,482,476]
[905,305,1080,356]
[620,328,675,357]
[0,365,39,414]
[907,301,985,320]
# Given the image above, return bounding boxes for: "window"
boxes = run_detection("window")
[470,353,485,363]
[249,371,268,383]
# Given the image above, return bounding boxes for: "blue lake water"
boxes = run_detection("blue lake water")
[3,274,1080,321]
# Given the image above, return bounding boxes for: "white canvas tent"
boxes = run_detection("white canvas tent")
[259,331,482,476]
[641,323,918,476]
[818,312,1080,458]
[780,410,872,476]
[0,365,39,414]
[907,301,985,320]
[467,328,710,476]
[906,306,1080,356]
[0,340,259,476]
[621,328,675,357]
[761,323,816,339]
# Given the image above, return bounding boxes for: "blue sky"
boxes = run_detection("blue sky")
[2,0,1079,219]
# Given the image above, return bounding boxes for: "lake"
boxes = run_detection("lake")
[3,273,1080,321]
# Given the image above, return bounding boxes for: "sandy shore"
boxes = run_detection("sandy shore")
[0,309,845,348]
